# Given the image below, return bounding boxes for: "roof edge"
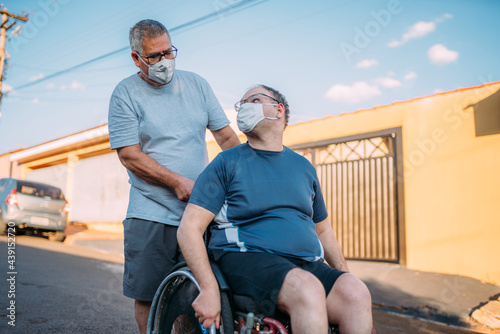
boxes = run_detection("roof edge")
[290,80,500,128]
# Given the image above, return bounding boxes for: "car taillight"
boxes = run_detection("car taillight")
[5,189,18,206]
[62,200,70,214]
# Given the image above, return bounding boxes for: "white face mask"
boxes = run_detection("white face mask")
[237,103,279,133]
[139,56,175,84]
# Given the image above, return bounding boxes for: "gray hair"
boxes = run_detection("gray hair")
[254,84,290,127]
[129,19,170,53]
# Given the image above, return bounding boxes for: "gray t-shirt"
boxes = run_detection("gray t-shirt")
[108,70,230,225]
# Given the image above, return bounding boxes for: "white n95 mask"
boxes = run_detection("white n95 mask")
[139,57,175,84]
[236,103,279,133]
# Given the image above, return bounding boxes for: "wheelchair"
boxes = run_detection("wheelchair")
[147,259,340,334]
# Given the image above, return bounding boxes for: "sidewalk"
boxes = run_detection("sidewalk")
[348,261,500,332]
[64,222,125,256]
[63,224,500,333]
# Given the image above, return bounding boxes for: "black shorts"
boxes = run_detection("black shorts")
[123,218,183,301]
[217,252,345,317]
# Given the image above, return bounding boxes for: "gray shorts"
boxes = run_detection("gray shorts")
[123,218,183,301]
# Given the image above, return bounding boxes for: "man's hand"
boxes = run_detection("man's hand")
[192,287,221,330]
[173,176,195,202]
[117,144,196,201]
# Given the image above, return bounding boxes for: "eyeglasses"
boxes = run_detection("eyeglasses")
[234,93,280,112]
[136,46,178,65]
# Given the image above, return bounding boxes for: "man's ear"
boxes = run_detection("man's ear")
[277,103,286,119]
[131,52,141,68]
[276,103,288,130]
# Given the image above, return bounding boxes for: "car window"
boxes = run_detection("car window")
[16,181,64,200]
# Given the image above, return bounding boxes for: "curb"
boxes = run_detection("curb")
[471,297,500,331]
[64,230,123,246]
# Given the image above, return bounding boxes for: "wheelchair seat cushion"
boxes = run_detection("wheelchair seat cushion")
[232,294,262,314]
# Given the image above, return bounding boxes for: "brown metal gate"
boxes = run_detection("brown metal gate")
[292,128,404,263]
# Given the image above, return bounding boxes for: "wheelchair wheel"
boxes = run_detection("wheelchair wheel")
[148,268,234,334]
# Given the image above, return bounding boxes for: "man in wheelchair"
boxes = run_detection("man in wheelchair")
[177,85,374,334]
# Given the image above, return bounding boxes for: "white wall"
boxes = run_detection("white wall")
[27,153,130,223]
[26,165,68,192]
[71,153,130,223]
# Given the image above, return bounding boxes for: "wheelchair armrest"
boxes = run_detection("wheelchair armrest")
[169,260,230,293]
[210,261,231,292]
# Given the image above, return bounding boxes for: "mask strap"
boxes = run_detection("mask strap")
[137,54,150,67]
[136,54,151,79]
[263,103,280,120]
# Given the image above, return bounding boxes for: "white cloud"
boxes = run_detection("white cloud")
[325,81,381,104]
[29,73,44,82]
[388,40,402,48]
[374,77,402,88]
[61,80,86,91]
[388,21,436,47]
[357,59,378,69]
[31,98,48,105]
[405,72,417,80]
[403,21,436,40]
[436,13,453,22]
[70,80,86,90]
[428,44,458,65]
[388,13,453,48]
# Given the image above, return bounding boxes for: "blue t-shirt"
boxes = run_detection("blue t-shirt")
[108,70,230,225]
[189,143,328,262]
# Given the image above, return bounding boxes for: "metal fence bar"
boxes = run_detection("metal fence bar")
[308,135,398,262]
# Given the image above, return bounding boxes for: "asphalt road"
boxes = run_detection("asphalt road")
[0,236,135,333]
[0,235,485,333]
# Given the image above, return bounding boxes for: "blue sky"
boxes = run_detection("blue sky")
[1,0,499,154]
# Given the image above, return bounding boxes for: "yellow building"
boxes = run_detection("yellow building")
[1,81,499,284]
[209,81,500,284]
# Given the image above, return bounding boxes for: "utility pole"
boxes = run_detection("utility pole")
[0,6,28,113]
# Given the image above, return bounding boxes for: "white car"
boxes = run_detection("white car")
[0,178,69,242]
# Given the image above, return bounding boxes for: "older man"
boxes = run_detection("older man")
[108,19,239,333]
[178,85,374,333]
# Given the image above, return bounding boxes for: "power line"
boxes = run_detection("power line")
[13,0,267,92]
[31,0,185,70]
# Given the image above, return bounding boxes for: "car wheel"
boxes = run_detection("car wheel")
[48,230,65,242]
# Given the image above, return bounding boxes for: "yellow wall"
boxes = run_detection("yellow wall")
[208,82,500,284]
[400,85,500,284]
